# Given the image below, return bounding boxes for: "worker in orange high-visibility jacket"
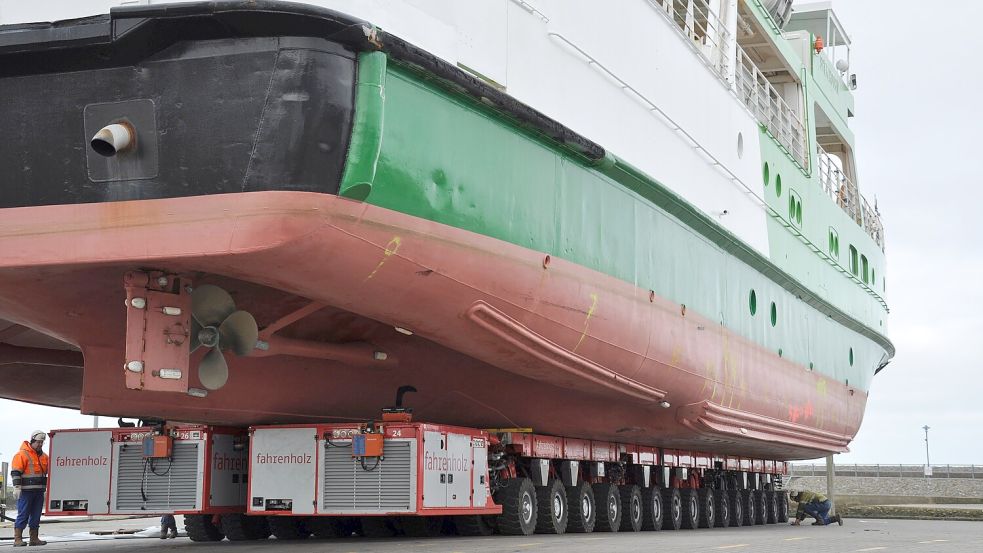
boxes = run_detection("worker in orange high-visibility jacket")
[11,430,50,546]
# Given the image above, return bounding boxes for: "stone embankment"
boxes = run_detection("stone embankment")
[787,475,983,521]
[787,475,983,500]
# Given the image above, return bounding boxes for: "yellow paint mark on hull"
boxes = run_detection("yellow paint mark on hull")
[573,292,598,352]
[364,236,402,281]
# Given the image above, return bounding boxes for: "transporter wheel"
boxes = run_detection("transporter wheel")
[740,490,755,526]
[565,482,596,533]
[535,479,569,534]
[679,489,699,530]
[661,488,682,530]
[619,485,643,532]
[641,487,664,531]
[728,490,743,527]
[268,516,310,540]
[359,517,397,538]
[495,477,538,536]
[753,491,767,525]
[713,490,730,528]
[697,488,715,528]
[306,517,350,539]
[185,514,225,542]
[765,491,779,524]
[222,513,270,541]
[400,516,444,537]
[776,492,789,523]
[454,515,495,536]
[592,483,622,533]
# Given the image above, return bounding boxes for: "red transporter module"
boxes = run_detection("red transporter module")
[45,425,248,516]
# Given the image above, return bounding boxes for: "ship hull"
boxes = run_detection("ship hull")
[0,191,863,459]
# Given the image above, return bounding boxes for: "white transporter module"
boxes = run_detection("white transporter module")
[248,422,500,517]
[46,425,248,516]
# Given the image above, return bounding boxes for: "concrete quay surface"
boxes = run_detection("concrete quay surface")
[2,517,982,552]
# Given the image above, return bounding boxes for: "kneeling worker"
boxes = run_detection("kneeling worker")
[11,430,50,546]
[791,490,843,526]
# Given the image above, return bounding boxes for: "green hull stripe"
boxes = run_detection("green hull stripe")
[597,155,894,360]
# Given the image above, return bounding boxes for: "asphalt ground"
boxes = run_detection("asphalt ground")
[2,517,982,552]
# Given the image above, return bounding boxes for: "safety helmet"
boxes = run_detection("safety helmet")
[30,430,46,443]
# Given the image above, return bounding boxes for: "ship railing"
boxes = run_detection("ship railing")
[647,0,731,82]
[789,464,980,479]
[735,45,808,170]
[817,145,885,250]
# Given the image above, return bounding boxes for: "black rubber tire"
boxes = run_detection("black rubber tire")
[454,515,495,536]
[697,488,715,529]
[185,514,225,542]
[566,482,596,533]
[728,490,743,527]
[222,513,270,541]
[619,485,643,532]
[641,488,664,531]
[268,516,309,540]
[592,483,622,533]
[306,517,349,539]
[400,516,444,537]
[535,479,569,534]
[765,491,779,524]
[741,490,755,526]
[495,477,538,536]
[753,491,767,525]
[359,517,397,538]
[777,492,789,523]
[680,489,699,530]
[661,488,682,530]
[713,489,730,528]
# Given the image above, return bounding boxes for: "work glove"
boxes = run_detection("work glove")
[12,486,20,500]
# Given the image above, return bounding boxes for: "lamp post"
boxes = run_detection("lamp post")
[923,425,931,477]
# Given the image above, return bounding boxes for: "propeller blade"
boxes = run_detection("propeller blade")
[190,318,203,353]
[219,310,259,356]
[191,284,236,327]
[198,347,229,391]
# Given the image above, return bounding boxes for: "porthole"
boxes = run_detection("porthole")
[763,162,770,186]
[775,174,782,197]
[809,362,814,370]
[738,132,744,159]
[749,289,757,315]
[849,347,854,366]
[778,348,783,357]
[770,302,777,327]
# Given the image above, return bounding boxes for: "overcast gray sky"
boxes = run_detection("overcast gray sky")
[1,0,980,467]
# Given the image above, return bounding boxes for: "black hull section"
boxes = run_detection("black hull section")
[1,19,355,208]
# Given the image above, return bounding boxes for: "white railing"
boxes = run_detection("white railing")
[647,0,731,82]
[817,145,885,250]
[791,464,979,479]
[735,46,808,170]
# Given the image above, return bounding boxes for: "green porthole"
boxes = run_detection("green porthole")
[809,362,814,370]
[778,348,783,357]
[849,347,854,366]
[763,162,770,186]
[775,174,782,197]
[749,289,757,315]
[770,302,777,327]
